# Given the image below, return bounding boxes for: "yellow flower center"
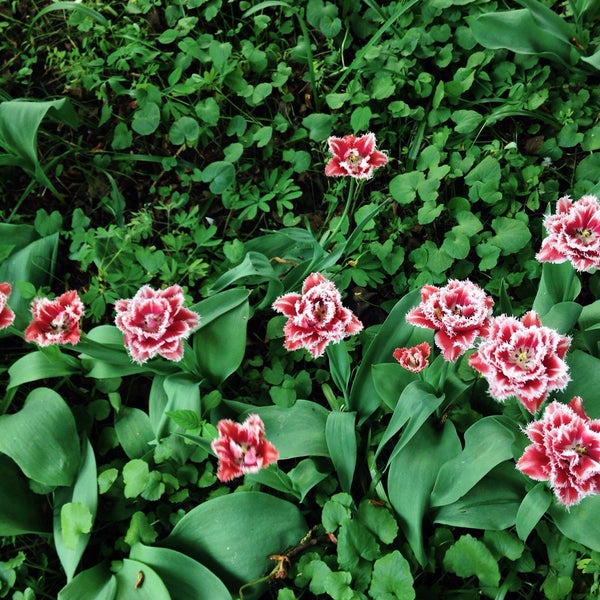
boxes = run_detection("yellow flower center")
[511,347,532,370]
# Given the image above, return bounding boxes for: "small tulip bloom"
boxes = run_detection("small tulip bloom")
[211,414,279,482]
[469,311,570,414]
[393,342,431,373]
[406,280,494,362]
[324,133,388,179]
[516,397,600,508]
[0,283,15,330]
[24,290,84,346]
[536,194,600,271]
[115,284,200,364]
[272,273,363,358]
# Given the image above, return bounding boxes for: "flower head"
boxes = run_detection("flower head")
[469,311,570,414]
[272,273,363,358]
[393,342,430,373]
[0,283,15,330]
[406,280,494,362]
[115,284,200,364]
[211,414,279,482]
[516,398,600,507]
[536,194,600,271]
[325,133,388,179]
[24,290,84,346]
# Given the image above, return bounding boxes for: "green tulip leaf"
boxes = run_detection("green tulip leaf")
[130,544,230,600]
[165,491,307,596]
[0,387,80,487]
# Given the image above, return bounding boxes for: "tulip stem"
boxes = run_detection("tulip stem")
[562,266,577,302]
[321,177,356,249]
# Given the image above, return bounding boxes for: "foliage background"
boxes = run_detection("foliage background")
[1,0,600,598]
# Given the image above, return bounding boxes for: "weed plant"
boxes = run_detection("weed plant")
[1,0,600,598]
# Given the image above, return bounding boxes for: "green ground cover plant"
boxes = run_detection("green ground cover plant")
[2,0,600,598]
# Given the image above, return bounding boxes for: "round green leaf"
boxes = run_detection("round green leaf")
[131,102,161,135]
[200,161,235,194]
[0,388,80,487]
[53,439,98,581]
[169,116,200,146]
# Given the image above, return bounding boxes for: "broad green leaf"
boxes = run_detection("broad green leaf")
[469,9,575,67]
[325,411,357,493]
[539,301,582,334]
[114,559,171,600]
[245,465,298,498]
[190,288,251,327]
[521,0,574,41]
[368,550,415,600]
[193,290,249,384]
[0,231,59,330]
[78,325,144,367]
[57,563,117,600]
[287,459,329,502]
[326,342,351,398]
[0,455,48,535]
[0,98,78,196]
[165,492,307,595]
[388,421,461,566]
[0,388,80,487]
[550,495,600,552]
[443,534,501,588]
[207,252,281,307]
[149,374,201,441]
[115,408,155,459]
[7,350,81,389]
[516,483,553,541]
[349,288,422,420]
[375,380,445,465]
[431,416,517,507]
[130,544,230,600]
[532,262,581,316]
[53,439,98,581]
[434,463,522,529]
[30,1,109,27]
[558,350,600,417]
[239,399,329,459]
[371,362,420,410]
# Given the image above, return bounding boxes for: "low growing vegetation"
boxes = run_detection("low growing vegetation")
[1,0,600,598]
